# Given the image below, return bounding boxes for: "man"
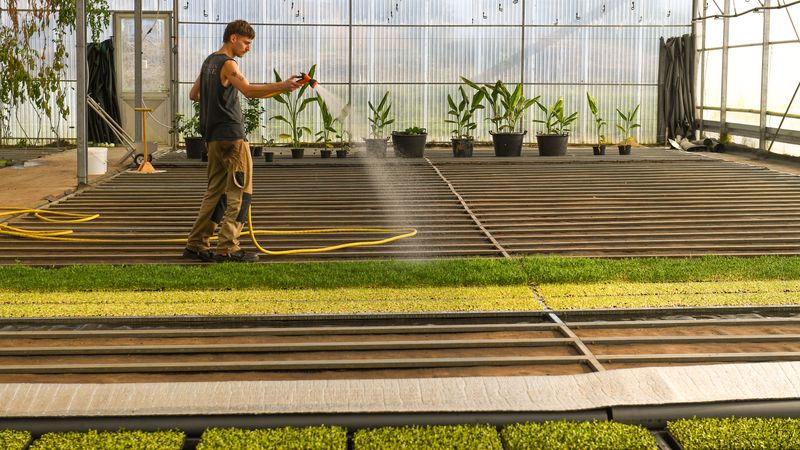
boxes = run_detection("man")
[183,20,301,263]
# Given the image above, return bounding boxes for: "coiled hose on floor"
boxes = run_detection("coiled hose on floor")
[0,207,417,255]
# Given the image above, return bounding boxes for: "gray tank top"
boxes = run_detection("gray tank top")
[199,53,245,142]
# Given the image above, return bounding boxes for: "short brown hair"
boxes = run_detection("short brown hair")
[223,20,255,42]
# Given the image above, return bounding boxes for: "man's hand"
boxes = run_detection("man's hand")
[281,76,302,93]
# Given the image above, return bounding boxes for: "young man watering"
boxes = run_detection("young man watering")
[183,20,301,263]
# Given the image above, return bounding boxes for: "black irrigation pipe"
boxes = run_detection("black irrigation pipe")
[3,399,800,447]
[0,411,607,447]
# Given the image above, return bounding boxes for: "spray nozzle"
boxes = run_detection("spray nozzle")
[295,73,318,88]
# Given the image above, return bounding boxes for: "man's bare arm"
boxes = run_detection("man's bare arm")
[189,76,200,102]
[222,60,301,98]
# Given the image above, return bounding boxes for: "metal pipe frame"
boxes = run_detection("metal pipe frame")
[702,119,800,144]
[719,0,730,137]
[76,0,88,185]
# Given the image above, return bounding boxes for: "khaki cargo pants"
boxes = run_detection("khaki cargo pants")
[187,139,253,254]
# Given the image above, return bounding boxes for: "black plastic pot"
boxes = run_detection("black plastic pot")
[291,148,305,159]
[364,138,388,158]
[264,152,274,162]
[536,134,569,156]
[336,149,348,158]
[490,131,526,157]
[185,137,205,159]
[392,132,427,158]
[201,151,208,162]
[250,146,263,158]
[320,149,332,159]
[592,145,606,155]
[451,138,474,157]
[618,144,632,155]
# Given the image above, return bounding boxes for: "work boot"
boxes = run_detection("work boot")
[182,247,215,263]
[215,249,259,263]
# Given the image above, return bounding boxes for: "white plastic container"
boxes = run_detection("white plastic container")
[87,147,108,175]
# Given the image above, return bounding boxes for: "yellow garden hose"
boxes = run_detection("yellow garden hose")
[0,207,417,255]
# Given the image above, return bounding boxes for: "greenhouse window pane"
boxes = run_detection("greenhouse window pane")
[769,3,800,42]
[727,111,760,126]
[726,46,762,111]
[767,43,800,116]
[702,50,722,108]
[728,0,763,46]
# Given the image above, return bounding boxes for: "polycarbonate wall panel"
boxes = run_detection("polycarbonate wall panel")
[4,82,76,142]
[180,1,348,25]
[767,43,800,116]
[702,49,722,108]
[352,26,521,84]
[727,46,762,110]
[179,24,349,84]
[728,0,763,46]
[769,3,800,41]
[526,0,689,26]
[353,0,522,25]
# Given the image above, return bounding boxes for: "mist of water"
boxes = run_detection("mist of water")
[312,85,425,257]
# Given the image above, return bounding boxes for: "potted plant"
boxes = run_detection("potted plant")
[315,96,338,158]
[336,129,351,158]
[316,99,350,159]
[533,97,578,157]
[392,126,427,158]
[269,64,318,159]
[586,92,607,155]
[172,102,204,159]
[445,86,484,157]
[365,91,394,158]
[616,104,640,155]
[243,97,265,157]
[263,138,275,162]
[462,77,539,157]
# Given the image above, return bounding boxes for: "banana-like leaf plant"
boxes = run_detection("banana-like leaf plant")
[586,92,607,146]
[615,104,641,145]
[368,91,394,139]
[533,97,579,136]
[269,64,318,147]
[461,76,538,133]
[445,86,485,139]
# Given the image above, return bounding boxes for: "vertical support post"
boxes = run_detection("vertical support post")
[720,0,730,135]
[694,0,705,136]
[348,0,353,139]
[760,0,772,150]
[520,0,526,86]
[172,0,180,152]
[135,1,143,142]
[520,0,526,136]
[76,0,88,185]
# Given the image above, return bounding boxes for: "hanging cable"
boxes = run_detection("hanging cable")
[694,0,800,21]
[779,0,800,41]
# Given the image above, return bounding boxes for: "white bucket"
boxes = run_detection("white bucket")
[87,147,108,175]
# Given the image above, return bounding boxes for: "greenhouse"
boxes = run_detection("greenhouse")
[2,1,800,449]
